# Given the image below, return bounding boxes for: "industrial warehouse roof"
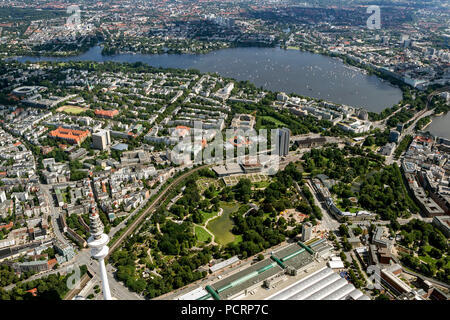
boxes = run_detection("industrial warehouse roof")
[272,243,315,270]
[176,287,209,300]
[272,243,301,259]
[212,162,244,176]
[211,258,283,300]
[266,267,369,300]
[210,256,240,273]
[111,143,129,151]
[327,260,345,270]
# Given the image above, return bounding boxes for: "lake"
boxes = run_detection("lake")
[16,45,403,113]
[426,112,450,139]
[206,202,240,245]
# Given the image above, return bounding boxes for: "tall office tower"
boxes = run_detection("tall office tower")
[87,204,112,300]
[92,130,111,150]
[277,128,290,157]
[0,190,6,203]
[301,222,313,242]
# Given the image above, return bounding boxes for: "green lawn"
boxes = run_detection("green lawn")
[336,201,361,213]
[348,207,362,213]
[418,255,435,266]
[200,209,219,224]
[232,234,243,245]
[261,116,287,127]
[194,226,211,244]
[207,202,239,245]
[57,105,87,114]
[253,180,271,189]
[64,107,85,114]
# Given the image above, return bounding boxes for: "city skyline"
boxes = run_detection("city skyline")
[0,0,448,306]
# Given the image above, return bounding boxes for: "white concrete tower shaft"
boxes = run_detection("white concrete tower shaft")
[87,205,113,300]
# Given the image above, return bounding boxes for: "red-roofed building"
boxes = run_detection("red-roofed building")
[0,221,13,230]
[41,146,54,155]
[49,127,91,145]
[414,135,433,145]
[95,109,119,119]
[47,258,57,269]
[26,288,37,297]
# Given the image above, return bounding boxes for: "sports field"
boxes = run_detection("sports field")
[56,105,87,114]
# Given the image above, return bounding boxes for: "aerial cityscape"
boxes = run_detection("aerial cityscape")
[0,0,449,306]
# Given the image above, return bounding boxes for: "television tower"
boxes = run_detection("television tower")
[87,202,112,300]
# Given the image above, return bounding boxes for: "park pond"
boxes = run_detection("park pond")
[206,202,241,246]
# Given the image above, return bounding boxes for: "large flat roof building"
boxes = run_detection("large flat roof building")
[209,256,240,273]
[272,243,315,271]
[212,162,244,177]
[176,287,209,300]
[266,266,369,300]
[210,258,284,300]
[433,215,450,238]
[94,109,119,118]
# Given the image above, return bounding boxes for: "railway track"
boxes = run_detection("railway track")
[107,165,209,257]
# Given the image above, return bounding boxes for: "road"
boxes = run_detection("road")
[389,254,450,291]
[3,262,70,291]
[40,184,69,245]
[3,228,143,299]
[74,249,143,300]
[384,108,434,165]
[372,104,408,131]
[402,268,450,291]
[303,180,340,231]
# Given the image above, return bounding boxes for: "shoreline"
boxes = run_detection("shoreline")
[426,111,450,139]
[11,44,403,115]
[421,119,432,130]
